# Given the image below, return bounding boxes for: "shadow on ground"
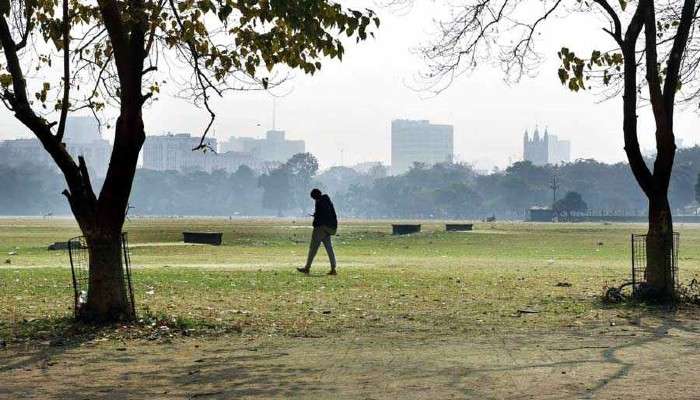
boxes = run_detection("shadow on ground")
[1,316,700,399]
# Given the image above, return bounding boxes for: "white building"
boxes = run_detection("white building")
[142,133,264,173]
[142,133,218,172]
[391,119,454,174]
[548,135,571,165]
[220,130,305,163]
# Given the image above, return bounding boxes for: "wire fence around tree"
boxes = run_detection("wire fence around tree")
[67,232,136,319]
[631,232,679,298]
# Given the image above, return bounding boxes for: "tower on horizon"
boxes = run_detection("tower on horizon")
[523,126,570,166]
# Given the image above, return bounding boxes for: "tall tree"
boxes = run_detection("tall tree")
[0,0,378,322]
[285,152,320,210]
[259,166,292,216]
[398,0,700,299]
[554,191,588,220]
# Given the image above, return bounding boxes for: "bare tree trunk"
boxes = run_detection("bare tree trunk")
[81,231,132,321]
[644,191,675,298]
[67,0,148,317]
[77,106,144,323]
[0,0,149,323]
[618,1,679,301]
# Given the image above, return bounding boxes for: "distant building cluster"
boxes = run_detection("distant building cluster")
[0,116,111,177]
[391,119,454,174]
[142,130,305,173]
[1,116,578,178]
[219,130,304,163]
[0,118,307,177]
[523,127,570,166]
[0,138,55,170]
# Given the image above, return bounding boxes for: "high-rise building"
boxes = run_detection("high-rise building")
[391,119,454,174]
[523,127,570,166]
[220,130,305,163]
[64,116,101,143]
[66,140,112,178]
[63,116,112,178]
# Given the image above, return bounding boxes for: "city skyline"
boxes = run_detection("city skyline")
[6,115,697,173]
[0,1,698,170]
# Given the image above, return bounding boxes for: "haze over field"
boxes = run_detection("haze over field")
[0,1,698,170]
[3,0,700,397]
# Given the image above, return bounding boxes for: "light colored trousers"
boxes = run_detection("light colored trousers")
[305,226,337,269]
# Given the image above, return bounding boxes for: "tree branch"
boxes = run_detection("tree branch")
[0,13,87,202]
[14,0,33,51]
[96,0,130,80]
[56,0,71,141]
[644,0,665,121]
[593,0,623,45]
[621,0,653,196]
[167,0,217,151]
[663,0,697,119]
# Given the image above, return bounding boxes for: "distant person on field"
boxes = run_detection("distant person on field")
[298,188,338,275]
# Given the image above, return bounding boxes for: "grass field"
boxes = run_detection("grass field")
[2,218,700,399]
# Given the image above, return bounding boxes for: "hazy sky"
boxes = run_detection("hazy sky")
[0,1,698,170]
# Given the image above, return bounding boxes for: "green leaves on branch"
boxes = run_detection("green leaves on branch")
[557,47,586,91]
[557,47,623,92]
[163,0,379,81]
[0,73,11,88]
[35,82,50,108]
[0,0,378,115]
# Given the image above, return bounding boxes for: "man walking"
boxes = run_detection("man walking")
[298,188,338,275]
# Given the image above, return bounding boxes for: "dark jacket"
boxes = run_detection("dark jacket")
[313,194,338,229]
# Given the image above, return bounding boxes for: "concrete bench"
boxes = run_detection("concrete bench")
[392,224,421,235]
[446,224,473,232]
[183,232,223,246]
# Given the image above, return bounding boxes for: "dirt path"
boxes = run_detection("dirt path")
[2,318,699,399]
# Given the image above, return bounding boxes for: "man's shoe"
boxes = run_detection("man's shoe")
[327,269,337,276]
[297,267,310,274]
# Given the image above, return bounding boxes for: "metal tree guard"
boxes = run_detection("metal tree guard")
[631,232,679,298]
[67,232,136,318]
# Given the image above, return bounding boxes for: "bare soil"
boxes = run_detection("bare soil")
[2,317,699,399]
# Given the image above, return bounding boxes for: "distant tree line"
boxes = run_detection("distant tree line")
[4,147,700,218]
[0,164,70,216]
[327,160,640,219]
